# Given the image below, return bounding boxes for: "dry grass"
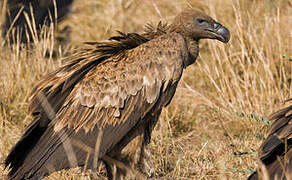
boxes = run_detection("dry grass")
[0,0,291,179]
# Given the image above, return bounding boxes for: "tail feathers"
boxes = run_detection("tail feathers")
[5,119,47,178]
[4,116,143,179]
[4,123,69,180]
[5,125,103,180]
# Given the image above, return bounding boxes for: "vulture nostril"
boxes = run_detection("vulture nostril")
[214,22,221,29]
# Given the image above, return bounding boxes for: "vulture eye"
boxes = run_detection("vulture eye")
[197,18,208,26]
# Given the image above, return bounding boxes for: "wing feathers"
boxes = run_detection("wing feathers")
[52,33,186,132]
[250,103,292,179]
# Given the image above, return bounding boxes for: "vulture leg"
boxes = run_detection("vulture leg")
[104,111,161,179]
[133,137,155,177]
[138,110,162,177]
[122,110,161,177]
[140,144,155,177]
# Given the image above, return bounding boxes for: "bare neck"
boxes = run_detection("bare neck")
[184,37,199,67]
[167,24,199,67]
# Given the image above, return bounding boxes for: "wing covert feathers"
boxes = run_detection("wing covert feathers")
[55,33,187,132]
[249,100,292,180]
[26,31,187,134]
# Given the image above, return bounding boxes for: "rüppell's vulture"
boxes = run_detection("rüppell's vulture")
[249,99,292,180]
[2,0,73,44]
[4,8,230,179]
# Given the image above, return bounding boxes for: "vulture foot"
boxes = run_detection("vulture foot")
[138,146,155,178]
[131,131,155,177]
[102,155,146,180]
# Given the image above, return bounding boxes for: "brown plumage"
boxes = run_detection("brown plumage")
[249,99,292,180]
[5,8,230,179]
[2,0,73,44]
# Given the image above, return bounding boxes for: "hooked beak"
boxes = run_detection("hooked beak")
[207,22,230,43]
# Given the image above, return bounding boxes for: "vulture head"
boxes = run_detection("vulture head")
[170,8,230,43]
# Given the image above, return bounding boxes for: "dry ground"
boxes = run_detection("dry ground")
[0,0,291,179]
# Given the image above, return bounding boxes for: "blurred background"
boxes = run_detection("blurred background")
[0,0,291,179]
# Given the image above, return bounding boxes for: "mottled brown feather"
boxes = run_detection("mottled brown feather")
[54,33,186,132]
[249,100,292,180]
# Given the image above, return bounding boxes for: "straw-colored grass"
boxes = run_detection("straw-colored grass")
[0,0,291,179]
